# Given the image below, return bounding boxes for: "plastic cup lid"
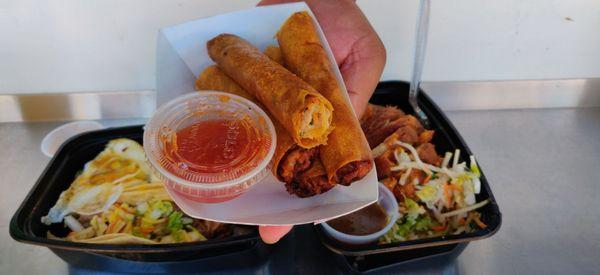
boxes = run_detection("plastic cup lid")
[144,91,277,189]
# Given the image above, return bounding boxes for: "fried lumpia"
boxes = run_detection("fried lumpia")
[285,161,334,198]
[207,34,334,149]
[263,45,284,65]
[277,12,373,185]
[195,64,334,197]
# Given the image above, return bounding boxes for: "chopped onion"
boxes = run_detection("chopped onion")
[64,215,84,232]
[473,177,481,194]
[394,141,432,175]
[400,151,411,163]
[469,156,481,177]
[372,142,390,158]
[393,148,402,164]
[441,152,452,168]
[395,162,461,178]
[452,149,460,168]
[399,167,412,186]
[148,209,162,220]
[136,202,149,215]
[440,199,490,219]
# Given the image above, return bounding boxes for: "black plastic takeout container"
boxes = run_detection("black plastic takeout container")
[315,81,502,269]
[10,81,500,272]
[8,125,263,264]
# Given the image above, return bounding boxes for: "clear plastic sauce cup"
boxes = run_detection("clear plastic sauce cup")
[144,92,276,203]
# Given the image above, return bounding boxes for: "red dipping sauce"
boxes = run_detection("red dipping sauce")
[163,118,265,181]
[144,92,276,203]
[175,120,249,171]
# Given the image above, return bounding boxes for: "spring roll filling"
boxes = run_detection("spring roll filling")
[285,161,334,198]
[277,146,320,183]
[296,96,332,139]
[335,160,373,186]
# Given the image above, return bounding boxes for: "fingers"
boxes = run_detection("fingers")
[257,0,297,6]
[330,1,385,118]
[259,225,293,244]
[258,0,386,118]
[256,0,386,117]
[341,32,386,118]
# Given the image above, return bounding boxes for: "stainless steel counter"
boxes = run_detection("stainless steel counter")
[1,108,599,274]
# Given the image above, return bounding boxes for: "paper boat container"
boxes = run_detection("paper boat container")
[155,2,378,225]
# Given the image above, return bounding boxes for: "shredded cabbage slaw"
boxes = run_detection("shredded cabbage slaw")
[62,200,207,244]
[380,142,489,244]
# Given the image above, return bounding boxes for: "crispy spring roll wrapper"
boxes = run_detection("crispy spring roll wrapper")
[277,12,373,185]
[195,64,330,197]
[207,34,334,149]
[263,45,284,65]
[195,66,252,98]
[195,65,294,180]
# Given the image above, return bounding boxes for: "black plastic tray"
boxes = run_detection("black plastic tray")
[9,125,263,264]
[9,81,500,273]
[316,81,502,261]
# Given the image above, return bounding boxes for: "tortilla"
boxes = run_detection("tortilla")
[75,233,158,245]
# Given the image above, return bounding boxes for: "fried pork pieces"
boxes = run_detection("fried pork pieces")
[360,104,442,201]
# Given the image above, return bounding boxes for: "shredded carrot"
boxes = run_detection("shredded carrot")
[140,226,155,234]
[443,184,452,205]
[107,216,126,234]
[114,220,126,233]
[448,182,463,192]
[113,204,134,214]
[458,217,466,226]
[431,224,447,232]
[106,221,117,234]
[473,216,487,229]
[423,174,432,184]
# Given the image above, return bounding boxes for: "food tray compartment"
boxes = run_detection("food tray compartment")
[331,243,467,274]
[9,81,500,272]
[316,81,502,260]
[9,125,262,263]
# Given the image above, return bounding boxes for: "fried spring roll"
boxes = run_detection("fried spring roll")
[286,161,335,198]
[277,12,373,185]
[195,63,332,197]
[263,45,284,65]
[195,66,252,99]
[207,34,334,149]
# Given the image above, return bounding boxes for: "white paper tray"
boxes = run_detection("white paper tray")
[155,2,378,226]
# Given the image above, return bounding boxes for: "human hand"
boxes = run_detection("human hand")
[259,225,293,244]
[256,0,386,244]
[258,0,386,118]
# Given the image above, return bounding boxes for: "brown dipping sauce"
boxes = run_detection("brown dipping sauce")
[327,203,388,236]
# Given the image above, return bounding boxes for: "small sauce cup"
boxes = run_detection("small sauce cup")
[321,182,399,245]
[144,92,276,203]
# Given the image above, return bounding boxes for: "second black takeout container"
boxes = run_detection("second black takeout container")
[8,125,266,268]
[315,81,502,271]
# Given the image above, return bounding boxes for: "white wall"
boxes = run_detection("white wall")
[367,0,600,82]
[0,0,599,94]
